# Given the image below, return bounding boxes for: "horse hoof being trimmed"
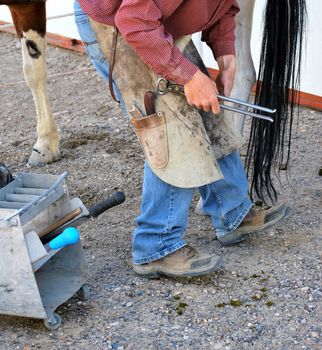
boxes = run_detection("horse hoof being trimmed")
[27,147,61,168]
[195,197,207,216]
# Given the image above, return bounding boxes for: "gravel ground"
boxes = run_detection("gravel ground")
[0,32,321,350]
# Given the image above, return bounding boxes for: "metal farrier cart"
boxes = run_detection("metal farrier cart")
[0,169,125,329]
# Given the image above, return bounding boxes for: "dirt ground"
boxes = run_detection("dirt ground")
[0,32,321,350]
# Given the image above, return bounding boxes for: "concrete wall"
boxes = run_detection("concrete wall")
[1,0,321,97]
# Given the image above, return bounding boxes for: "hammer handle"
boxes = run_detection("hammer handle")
[89,191,125,218]
[144,91,156,115]
[38,207,82,238]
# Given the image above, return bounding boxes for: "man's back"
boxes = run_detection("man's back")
[78,0,238,40]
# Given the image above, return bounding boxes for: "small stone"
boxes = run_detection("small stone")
[125,290,135,298]
[310,332,319,338]
[213,341,225,349]
[256,325,264,333]
[252,294,262,301]
[135,290,144,297]
[306,304,316,311]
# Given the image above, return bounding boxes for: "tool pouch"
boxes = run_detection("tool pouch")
[130,107,168,169]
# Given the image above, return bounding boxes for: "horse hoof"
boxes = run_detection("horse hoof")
[27,148,61,167]
[195,197,207,216]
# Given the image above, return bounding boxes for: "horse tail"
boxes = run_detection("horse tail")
[245,0,307,203]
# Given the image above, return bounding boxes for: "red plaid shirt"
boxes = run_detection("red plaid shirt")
[78,0,239,85]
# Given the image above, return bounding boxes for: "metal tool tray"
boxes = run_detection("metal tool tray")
[0,172,68,226]
[0,172,90,330]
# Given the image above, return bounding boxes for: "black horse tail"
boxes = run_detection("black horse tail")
[245,0,307,203]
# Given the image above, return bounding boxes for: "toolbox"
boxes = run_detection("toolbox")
[0,172,125,329]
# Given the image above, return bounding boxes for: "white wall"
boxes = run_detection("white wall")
[0,0,79,38]
[1,0,321,97]
[300,0,322,97]
[193,0,322,97]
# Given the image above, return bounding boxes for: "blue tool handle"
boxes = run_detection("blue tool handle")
[89,191,125,218]
[48,227,80,250]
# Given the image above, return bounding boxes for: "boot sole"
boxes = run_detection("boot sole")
[218,205,292,246]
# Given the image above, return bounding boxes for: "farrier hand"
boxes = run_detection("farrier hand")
[184,70,220,114]
[216,54,236,97]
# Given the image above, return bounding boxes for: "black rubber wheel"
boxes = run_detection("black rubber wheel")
[0,162,13,188]
[43,313,61,330]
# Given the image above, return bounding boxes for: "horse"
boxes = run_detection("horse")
[0,0,306,203]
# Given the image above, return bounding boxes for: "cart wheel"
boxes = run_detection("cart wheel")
[76,283,91,300]
[44,313,61,330]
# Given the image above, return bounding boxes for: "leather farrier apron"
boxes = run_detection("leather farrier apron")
[90,20,244,188]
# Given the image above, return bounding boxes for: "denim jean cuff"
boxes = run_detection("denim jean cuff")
[216,200,254,237]
[133,241,186,265]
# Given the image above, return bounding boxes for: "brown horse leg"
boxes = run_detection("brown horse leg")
[9,2,61,166]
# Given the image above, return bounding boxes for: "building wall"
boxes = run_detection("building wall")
[1,0,321,97]
[193,0,322,98]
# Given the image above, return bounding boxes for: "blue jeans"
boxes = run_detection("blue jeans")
[74,1,253,265]
[133,152,253,264]
[74,0,127,116]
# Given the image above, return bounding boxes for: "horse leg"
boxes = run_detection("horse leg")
[195,0,257,215]
[9,3,61,166]
[229,0,256,135]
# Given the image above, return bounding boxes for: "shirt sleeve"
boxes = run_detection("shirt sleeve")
[114,0,199,85]
[201,1,240,59]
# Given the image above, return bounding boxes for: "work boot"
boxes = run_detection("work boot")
[133,245,223,278]
[217,203,292,245]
